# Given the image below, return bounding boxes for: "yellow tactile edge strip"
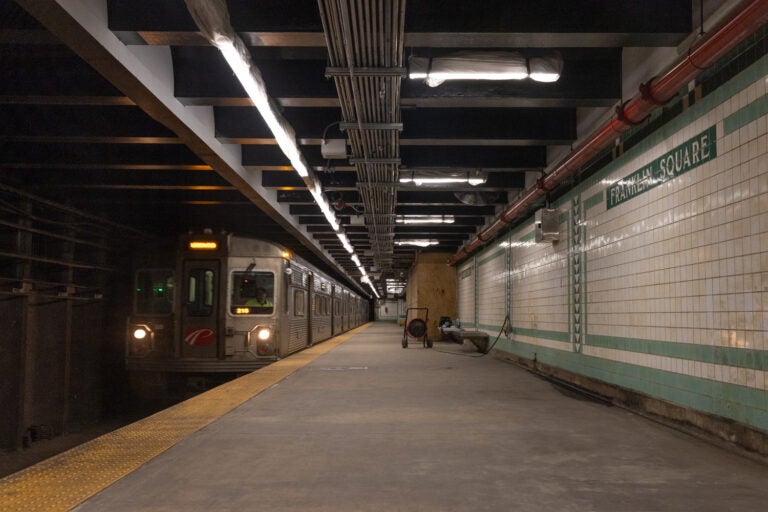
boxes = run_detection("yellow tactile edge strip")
[0,323,372,512]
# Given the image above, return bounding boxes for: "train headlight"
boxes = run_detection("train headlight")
[128,324,154,357]
[256,327,271,341]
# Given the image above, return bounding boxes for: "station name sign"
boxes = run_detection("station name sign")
[606,126,717,209]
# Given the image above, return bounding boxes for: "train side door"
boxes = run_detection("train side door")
[180,259,220,359]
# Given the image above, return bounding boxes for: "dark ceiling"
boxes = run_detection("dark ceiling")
[1,0,701,296]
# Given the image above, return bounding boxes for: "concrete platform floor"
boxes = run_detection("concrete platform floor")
[75,322,768,512]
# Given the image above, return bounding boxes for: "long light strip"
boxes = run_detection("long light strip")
[205,30,378,297]
[396,215,455,224]
[337,233,355,254]
[309,184,339,231]
[216,39,308,177]
[395,239,439,247]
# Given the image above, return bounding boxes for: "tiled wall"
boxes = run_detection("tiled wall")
[463,52,768,433]
[457,260,475,328]
[476,247,506,331]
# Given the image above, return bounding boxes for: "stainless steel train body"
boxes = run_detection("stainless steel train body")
[126,233,369,378]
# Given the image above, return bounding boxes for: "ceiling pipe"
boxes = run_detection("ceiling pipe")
[449,0,768,266]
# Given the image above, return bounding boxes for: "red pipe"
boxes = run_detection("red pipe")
[449,0,768,265]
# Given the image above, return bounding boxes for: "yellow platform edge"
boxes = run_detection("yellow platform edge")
[0,323,372,512]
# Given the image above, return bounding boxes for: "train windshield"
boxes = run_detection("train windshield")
[231,271,274,315]
[134,269,174,314]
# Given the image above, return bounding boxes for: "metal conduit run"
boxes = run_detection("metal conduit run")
[318,0,406,279]
[449,0,768,266]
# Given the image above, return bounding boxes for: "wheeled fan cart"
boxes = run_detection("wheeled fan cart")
[402,307,433,348]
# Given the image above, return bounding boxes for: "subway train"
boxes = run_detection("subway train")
[125,232,369,396]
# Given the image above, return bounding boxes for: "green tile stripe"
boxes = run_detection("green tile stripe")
[724,91,768,135]
[511,326,570,343]
[584,191,603,211]
[477,248,505,267]
[504,327,768,371]
[519,230,535,242]
[504,338,768,431]
[554,51,768,205]
[587,333,768,371]
[477,323,505,333]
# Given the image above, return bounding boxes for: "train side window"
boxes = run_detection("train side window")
[135,269,174,315]
[294,289,305,317]
[187,269,215,316]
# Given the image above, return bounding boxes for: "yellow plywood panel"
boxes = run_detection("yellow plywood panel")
[406,253,456,340]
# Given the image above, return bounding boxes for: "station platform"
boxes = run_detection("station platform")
[2,321,767,511]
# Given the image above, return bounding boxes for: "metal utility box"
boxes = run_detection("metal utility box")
[534,208,559,242]
[321,139,347,159]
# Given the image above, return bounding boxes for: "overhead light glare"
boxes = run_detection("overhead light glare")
[408,51,562,87]
[336,232,354,254]
[399,169,487,187]
[310,185,339,231]
[215,39,309,178]
[528,55,563,83]
[395,240,439,247]
[396,215,455,224]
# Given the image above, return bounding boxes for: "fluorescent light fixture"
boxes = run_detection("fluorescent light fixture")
[216,40,309,177]
[357,265,368,277]
[408,51,562,87]
[395,239,439,247]
[399,169,487,187]
[336,232,354,254]
[529,55,563,83]
[351,254,361,267]
[310,184,339,231]
[396,215,455,224]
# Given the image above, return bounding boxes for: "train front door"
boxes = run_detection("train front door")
[180,259,221,359]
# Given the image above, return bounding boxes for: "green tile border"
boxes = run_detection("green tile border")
[499,327,768,372]
[588,333,768,371]
[510,326,570,343]
[502,338,768,431]
[584,191,603,211]
[477,248,505,267]
[558,51,768,206]
[724,91,768,135]
[485,46,768,435]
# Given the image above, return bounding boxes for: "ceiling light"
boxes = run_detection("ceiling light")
[310,186,339,231]
[396,215,455,224]
[336,232,354,253]
[408,51,562,87]
[395,240,439,247]
[399,169,487,187]
[529,55,563,83]
[216,39,309,177]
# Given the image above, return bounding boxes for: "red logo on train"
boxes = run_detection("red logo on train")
[184,328,216,346]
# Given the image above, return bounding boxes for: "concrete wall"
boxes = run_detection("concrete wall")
[406,252,456,340]
[458,51,768,453]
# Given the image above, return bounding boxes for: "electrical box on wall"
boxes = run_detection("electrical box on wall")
[534,208,559,243]
[321,139,347,159]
